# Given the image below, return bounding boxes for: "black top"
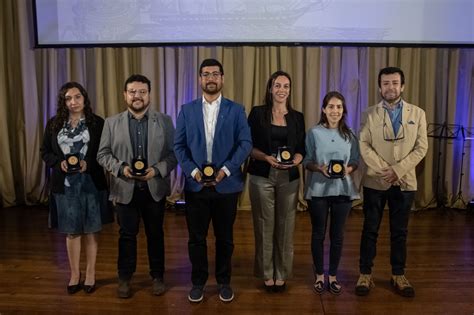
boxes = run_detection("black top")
[128,110,148,158]
[41,114,107,193]
[247,105,306,181]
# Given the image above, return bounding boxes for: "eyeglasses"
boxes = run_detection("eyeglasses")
[127,89,149,96]
[383,110,405,141]
[200,72,222,79]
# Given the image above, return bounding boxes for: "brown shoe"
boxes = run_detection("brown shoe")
[152,278,165,296]
[355,274,374,296]
[117,279,131,298]
[390,275,415,297]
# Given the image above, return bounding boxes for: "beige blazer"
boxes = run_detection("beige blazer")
[359,101,428,191]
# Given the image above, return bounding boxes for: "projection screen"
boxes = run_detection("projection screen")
[33,0,474,47]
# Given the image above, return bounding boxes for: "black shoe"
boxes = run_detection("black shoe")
[188,285,205,303]
[218,284,234,302]
[264,283,274,293]
[313,280,325,294]
[328,281,342,295]
[273,282,286,293]
[152,278,165,296]
[83,284,96,294]
[67,283,82,294]
[117,279,131,298]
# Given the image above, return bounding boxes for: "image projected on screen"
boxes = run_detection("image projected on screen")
[33,0,474,46]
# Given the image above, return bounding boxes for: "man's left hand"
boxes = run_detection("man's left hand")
[380,166,399,184]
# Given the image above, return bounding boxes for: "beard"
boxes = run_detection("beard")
[381,91,402,104]
[127,98,149,114]
[201,82,222,95]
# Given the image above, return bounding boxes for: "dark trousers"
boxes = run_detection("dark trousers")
[359,186,415,275]
[309,196,352,276]
[115,187,166,281]
[185,187,238,286]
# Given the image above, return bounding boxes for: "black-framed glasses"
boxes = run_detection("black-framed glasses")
[127,89,148,97]
[200,72,222,79]
[383,110,405,141]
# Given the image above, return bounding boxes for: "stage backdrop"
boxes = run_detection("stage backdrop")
[0,0,473,209]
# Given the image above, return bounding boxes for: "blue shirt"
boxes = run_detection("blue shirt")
[303,125,360,200]
[383,99,403,136]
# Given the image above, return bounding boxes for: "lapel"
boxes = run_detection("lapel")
[193,98,206,142]
[147,109,161,161]
[119,111,134,156]
[214,97,230,139]
[400,102,412,138]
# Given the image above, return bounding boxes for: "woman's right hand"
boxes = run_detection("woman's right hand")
[60,160,68,172]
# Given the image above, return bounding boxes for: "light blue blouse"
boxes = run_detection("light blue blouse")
[303,124,360,200]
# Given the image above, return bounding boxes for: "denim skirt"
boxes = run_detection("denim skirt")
[53,173,104,234]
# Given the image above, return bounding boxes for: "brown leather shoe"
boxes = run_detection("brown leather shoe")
[117,279,131,298]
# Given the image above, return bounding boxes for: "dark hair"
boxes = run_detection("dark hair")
[378,67,405,88]
[199,58,224,75]
[123,74,151,92]
[318,91,354,141]
[260,70,294,125]
[51,82,94,132]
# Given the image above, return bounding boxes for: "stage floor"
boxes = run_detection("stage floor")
[0,206,473,314]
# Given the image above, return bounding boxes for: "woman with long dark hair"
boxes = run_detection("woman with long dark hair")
[247,71,305,292]
[304,91,359,295]
[41,82,110,294]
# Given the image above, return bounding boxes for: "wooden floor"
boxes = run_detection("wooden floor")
[0,206,473,314]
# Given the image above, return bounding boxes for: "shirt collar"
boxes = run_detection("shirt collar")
[202,94,222,106]
[382,98,403,111]
[128,108,149,120]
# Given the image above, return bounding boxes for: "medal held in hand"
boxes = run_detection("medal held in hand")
[65,153,81,173]
[201,163,216,183]
[277,146,293,165]
[328,159,345,179]
[131,156,148,176]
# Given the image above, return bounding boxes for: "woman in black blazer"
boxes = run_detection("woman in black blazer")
[41,82,110,294]
[247,71,305,292]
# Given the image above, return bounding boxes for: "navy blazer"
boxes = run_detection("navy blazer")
[174,97,252,193]
[247,105,306,181]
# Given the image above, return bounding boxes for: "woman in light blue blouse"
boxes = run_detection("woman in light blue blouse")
[304,91,359,295]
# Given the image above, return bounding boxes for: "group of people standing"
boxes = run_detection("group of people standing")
[41,59,427,303]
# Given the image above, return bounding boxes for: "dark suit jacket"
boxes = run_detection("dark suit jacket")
[174,97,252,193]
[247,105,306,181]
[40,114,107,193]
[97,108,177,204]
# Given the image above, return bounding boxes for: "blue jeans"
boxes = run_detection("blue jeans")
[309,196,352,276]
[359,186,415,275]
[115,187,166,281]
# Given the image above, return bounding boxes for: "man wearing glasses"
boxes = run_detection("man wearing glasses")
[174,59,252,303]
[97,74,177,298]
[355,67,428,298]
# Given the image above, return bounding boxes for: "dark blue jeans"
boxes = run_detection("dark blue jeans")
[359,186,415,275]
[185,187,238,286]
[309,196,352,276]
[115,187,166,281]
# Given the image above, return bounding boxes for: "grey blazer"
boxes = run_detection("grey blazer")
[97,108,177,204]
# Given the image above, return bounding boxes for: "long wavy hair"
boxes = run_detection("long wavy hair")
[261,70,293,124]
[318,91,354,141]
[51,82,95,132]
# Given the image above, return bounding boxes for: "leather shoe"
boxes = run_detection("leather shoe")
[83,283,96,294]
[152,278,165,296]
[273,282,286,293]
[67,283,82,294]
[117,279,131,298]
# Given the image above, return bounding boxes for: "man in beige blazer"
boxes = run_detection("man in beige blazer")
[355,67,428,298]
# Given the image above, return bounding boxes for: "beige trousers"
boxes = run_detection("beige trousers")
[249,168,299,281]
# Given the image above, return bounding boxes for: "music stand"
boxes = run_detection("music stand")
[426,123,462,210]
[451,126,474,209]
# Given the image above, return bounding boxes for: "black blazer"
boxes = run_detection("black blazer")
[247,105,305,181]
[41,114,107,194]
